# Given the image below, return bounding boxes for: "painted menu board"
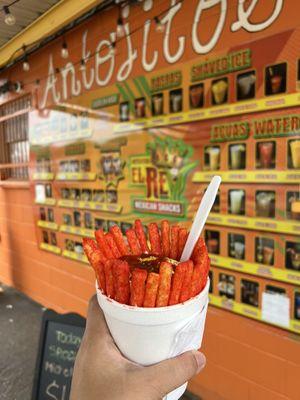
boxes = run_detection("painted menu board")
[28,0,300,334]
[31,310,85,400]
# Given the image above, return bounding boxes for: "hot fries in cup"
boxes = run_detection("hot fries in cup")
[83,218,211,400]
[83,219,210,307]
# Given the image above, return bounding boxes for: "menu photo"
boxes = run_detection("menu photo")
[135,97,146,119]
[211,77,228,105]
[241,279,259,308]
[236,70,256,101]
[265,62,287,96]
[228,233,245,260]
[228,143,246,170]
[205,229,220,254]
[119,101,130,122]
[295,292,300,320]
[151,93,164,116]
[189,83,204,109]
[286,241,300,271]
[297,59,300,91]
[286,191,300,220]
[169,88,183,113]
[209,270,213,294]
[255,237,275,266]
[218,273,236,300]
[228,189,246,215]
[287,139,300,169]
[204,145,220,171]
[256,141,276,169]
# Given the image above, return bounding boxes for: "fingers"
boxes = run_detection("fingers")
[142,351,206,397]
[85,295,111,338]
[83,296,138,370]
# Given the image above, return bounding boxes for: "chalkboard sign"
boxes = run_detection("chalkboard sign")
[32,309,86,400]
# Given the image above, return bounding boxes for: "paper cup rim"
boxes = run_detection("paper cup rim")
[96,278,210,313]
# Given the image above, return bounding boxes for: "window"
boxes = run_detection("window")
[0,95,31,180]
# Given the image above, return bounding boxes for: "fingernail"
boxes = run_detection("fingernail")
[193,351,206,373]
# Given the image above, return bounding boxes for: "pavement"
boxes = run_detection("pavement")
[0,284,43,400]
[0,284,200,400]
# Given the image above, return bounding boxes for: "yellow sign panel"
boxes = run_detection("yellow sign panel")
[207,213,300,235]
[35,198,56,206]
[56,172,97,181]
[209,254,300,286]
[60,225,94,238]
[40,243,61,255]
[37,220,58,231]
[114,92,300,133]
[193,170,300,184]
[62,250,89,264]
[209,294,300,334]
[33,172,54,181]
[57,199,122,213]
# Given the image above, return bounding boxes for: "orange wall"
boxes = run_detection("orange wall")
[0,185,94,315]
[0,186,299,400]
[190,306,300,400]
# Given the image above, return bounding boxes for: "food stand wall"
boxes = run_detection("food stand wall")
[0,1,300,399]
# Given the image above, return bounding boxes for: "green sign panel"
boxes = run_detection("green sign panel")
[65,143,86,156]
[253,114,300,138]
[91,94,119,109]
[211,122,250,143]
[151,70,182,93]
[191,49,251,82]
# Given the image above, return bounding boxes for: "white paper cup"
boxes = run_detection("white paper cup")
[96,279,209,400]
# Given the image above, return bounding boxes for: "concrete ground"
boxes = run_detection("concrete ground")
[0,284,200,400]
[0,284,43,400]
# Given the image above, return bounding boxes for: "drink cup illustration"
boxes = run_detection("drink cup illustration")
[291,253,300,270]
[259,142,274,168]
[290,251,300,270]
[153,95,163,115]
[212,80,228,104]
[270,75,282,94]
[291,200,300,220]
[171,93,182,113]
[120,103,129,121]
[256,245,263,263]
[230,144,245,169]
[207,238,219,253]
[238,74,256,97]
[234,242,245,259]
[230,190,244,214]
[256,192,274,218]
[206,147,220,170]
[136,100,145,118]
[290,140,300,168]
[263,246,274,265]
[190,86,204,108]
[75,244,84,255]
[287,246,300,270]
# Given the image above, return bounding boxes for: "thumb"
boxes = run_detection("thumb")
[142,351,206,397]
